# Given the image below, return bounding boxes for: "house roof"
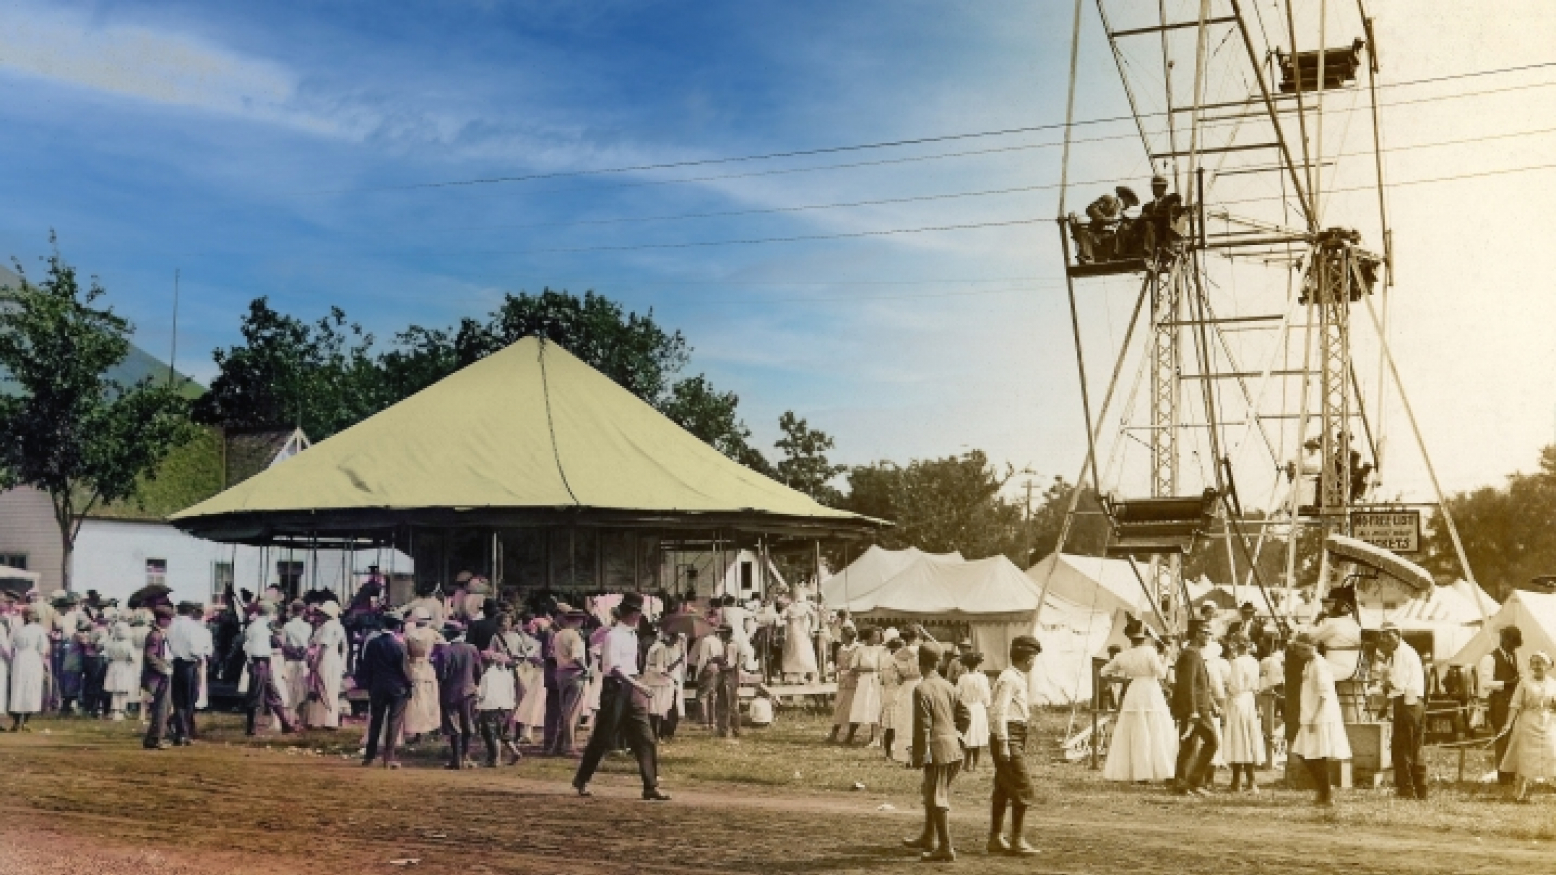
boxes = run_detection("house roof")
[171,336,882,542]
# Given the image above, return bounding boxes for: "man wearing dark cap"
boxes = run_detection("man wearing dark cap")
[1172,620,1219,796]
[437,625,481,770]
[357,610,413,769]
[904,641,960,862]
[141,606,176,750]
[987,635,1041,857]
[167,602,211,745]
[572,592,669,801]
[944,639,974,685]
[1481,625,1524,785]
[712,623,743,739]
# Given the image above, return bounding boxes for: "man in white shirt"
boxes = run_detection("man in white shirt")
[166,602,213,745]
[572,593,669,801]
[1377,622,1427,800]
[242,603,296,737]
[1479,625,1523,786]
[987,635,1041,857]
[544,608,589,757]
[693,628,725,731]
[280,601,315,726]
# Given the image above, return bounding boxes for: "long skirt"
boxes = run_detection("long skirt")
[831,681,857,725]
[1292,718,1352,761]
[515,662,546,728]
[0,657,8,715]
[890,678,921,763]
[1222,691,1265,765]
[1501,711,1556,780]
[1102,678,1178,782]
[963,702,990,749]
[280,660,310,718]
[879,682,900,730]
[848,673,882,725]
[782,629,818,676]
[304,650,345,729]
[9,649,44,714]
[403,658,442,736]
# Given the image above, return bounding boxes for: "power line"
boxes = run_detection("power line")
[282,60,1556,197]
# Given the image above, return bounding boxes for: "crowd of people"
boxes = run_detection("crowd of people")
[7,573,1556,864]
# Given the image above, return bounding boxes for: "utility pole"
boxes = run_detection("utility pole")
[1023,478,1036,522]
[167,268,180,388]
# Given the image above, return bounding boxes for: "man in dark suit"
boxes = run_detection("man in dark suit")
[437,625,481,770]
[357,611,413,769]
[904,642,961,862]
[1172,620,1219,796]
[466,598,501,653]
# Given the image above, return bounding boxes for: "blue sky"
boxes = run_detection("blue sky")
[2,0,1554,502]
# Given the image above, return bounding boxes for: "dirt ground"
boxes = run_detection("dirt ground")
[3,713,1554,875]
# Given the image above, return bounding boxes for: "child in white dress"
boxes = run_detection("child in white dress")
[954,652,990,771]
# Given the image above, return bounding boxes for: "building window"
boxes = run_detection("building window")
[276,561,304,596]
[0,553,26,570]
[740,561,754,591]
[212,562,234,599]
[146,559,168,588]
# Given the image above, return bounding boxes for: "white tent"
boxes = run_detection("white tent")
[1024,552,1155,616]
[819,545,961,607]
[1027,593,1128,706]
[1384,579,1498,626]
[1450,589,1556,669]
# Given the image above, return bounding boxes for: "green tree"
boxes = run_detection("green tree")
[773,411,844,504]
[1420,446,1556,599]
[0,241,194,588]
[657,374,773,474]
[192,298,381,439]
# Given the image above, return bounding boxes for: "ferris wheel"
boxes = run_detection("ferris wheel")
[1040,0,1479,633]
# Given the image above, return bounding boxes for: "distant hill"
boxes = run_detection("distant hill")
[0,264,203,398]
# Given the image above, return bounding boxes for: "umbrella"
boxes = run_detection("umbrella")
[1325,534,1434,594]
[127,584,173,609]
[661,612,714,641]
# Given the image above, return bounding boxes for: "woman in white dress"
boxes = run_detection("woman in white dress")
[512,621,546,744]
[877,637,902,755]
[0,608,12,719]
[1221,633,1265,792]
[1498,650,1556,802]
[401,608,443,740]
[305,603,347,729]
[8,608,48,731]
[1290,632,1350,806]
[103,622,139,720]
[127,610,151,723]
[954,652,991,771]
[1099,633,1178,782]
[476,632,521,767]
[780,597,818,682]
[889,630,923,765]
[846,628,885,745]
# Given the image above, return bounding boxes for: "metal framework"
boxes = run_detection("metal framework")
[1040,0,1480,637]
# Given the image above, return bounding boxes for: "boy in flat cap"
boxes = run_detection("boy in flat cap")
[987,635,1042,856]
[905,641,960,862]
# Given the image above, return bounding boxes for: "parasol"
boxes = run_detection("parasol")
[127,584,173,609]
[661,612,714,641]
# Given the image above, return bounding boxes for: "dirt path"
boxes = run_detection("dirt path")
[2,728,1552,874]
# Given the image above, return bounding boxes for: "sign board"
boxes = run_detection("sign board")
[1350,510,1421,553]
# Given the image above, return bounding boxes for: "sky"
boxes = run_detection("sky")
[1,0,1552,509]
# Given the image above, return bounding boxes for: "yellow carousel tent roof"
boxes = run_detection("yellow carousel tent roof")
[171,337,881,542]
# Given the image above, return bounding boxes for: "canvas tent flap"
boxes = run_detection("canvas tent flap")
[819,546,961,606]
[1025,552,1154,616]
[1451,590,1556,668]
[850,554,1038,619]
[173,337,878,534]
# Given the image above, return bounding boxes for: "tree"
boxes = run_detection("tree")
[773,411,843,504]
[657,374,773,475]
[192,298,382,439]
[0,241,194,588]
[1420,446,1556,599]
